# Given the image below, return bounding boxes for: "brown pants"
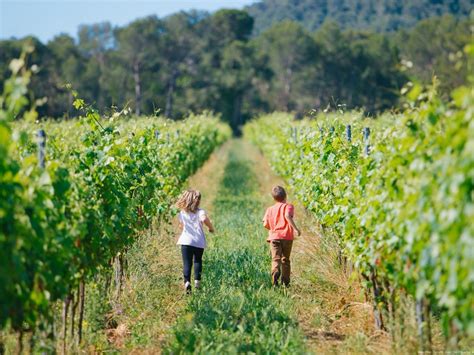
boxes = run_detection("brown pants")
[270,239,293,286]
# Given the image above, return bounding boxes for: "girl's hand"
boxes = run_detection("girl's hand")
[296,228,301,237]
[203,216,215,233]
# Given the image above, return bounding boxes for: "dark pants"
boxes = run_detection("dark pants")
[181,245,204,283]
[270,239,293,286]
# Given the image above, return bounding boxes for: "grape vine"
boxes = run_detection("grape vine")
[244,83,474,343]
[0,53,231,346]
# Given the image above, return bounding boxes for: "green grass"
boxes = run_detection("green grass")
[120,230,183,348]
[164,141,307,354]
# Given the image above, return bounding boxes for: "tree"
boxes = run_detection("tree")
[347,31,407,111]
[0,36,58,117]
[312,21,406,112]
[78,22,115,110]
[216,41,257,130]
[47,34,85,117]
[246,0,472,34]
[182,9,255,130]
[115,16,162,115]
[396,15,471,95]
[159,12,202,118]
[257,21,318,112]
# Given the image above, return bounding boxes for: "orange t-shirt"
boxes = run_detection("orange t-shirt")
[263,202,295,241]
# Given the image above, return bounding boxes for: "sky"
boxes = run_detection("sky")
[0,0,257,42]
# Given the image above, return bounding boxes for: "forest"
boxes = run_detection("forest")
[0,1,471,132]
[247,0,472,33]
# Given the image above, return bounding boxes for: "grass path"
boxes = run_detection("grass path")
[163,140,306,353]
[119,139,381,354]
[113,143,231,351]
[244,142,382,354]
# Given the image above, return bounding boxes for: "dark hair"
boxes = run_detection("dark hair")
[271,186,287,202]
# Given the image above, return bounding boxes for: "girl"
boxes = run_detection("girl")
[176,189,215,293]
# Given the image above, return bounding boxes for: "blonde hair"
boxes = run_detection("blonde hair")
[176,189,201,213]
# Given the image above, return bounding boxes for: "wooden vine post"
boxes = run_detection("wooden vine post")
[370,267,385,331]
[346,124,352,142]
[61,294,72,354]
[416,298,433,352]
[37,129,46,169]
[362,129,385,331]
[27,130,46,354]
[363,127,370,156]
[0,333,4,355]
[17,331,23,355]
[77,279,85,344]
[70,292,78,341]
[114,253,124,300]
[343,124,353,274]
[292,126,298,144]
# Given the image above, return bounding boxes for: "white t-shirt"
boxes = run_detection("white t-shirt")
[177,209,207,249]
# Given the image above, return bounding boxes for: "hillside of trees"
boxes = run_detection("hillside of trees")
[0,8,471,132]
[246,0,472,34]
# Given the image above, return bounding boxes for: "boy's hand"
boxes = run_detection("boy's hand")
[296,228,301,237]
[208,227,215,233]
[263,217,270,229]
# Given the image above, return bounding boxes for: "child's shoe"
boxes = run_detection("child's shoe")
[194,280,201,290]
[184,281,192,294]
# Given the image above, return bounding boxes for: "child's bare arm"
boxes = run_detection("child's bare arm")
[203,216,215,233]
[285,213,301,236]
[263,211,270,229]
[263,218,270,229]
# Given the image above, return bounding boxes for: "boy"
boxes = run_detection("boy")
[263,186,301,287]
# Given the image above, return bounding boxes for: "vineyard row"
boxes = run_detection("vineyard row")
[244,85,474,346]
[0,58,231,348]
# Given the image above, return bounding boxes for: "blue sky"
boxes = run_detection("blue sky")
[0,0,257,42]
